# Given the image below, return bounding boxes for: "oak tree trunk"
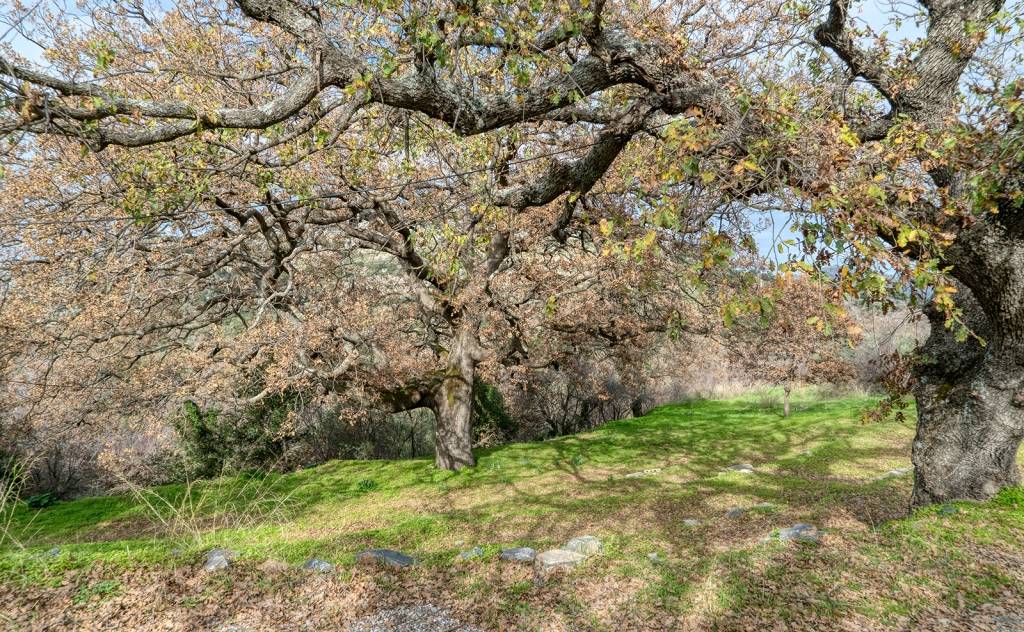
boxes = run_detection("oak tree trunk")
[431,325,478,471]
[910,283,1024,508]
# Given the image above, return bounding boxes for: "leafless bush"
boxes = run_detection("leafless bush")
[755,388,781,411]
[846,304,929,386]
[289,405,435,465]
[505,361,632,440]
[28,443,104,499]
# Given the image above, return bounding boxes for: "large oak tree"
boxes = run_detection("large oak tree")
[1,0,1022,505]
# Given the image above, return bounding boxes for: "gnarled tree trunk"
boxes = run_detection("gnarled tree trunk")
[431,323,479,470]
[911,273,1024,507]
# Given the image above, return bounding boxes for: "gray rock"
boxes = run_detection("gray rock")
[356,548,416,568]
[725,463,755,474]
[349,604,483,632]
[203,548,237,572]
[992,613,1024,629]
[534,549,587,572]
[725,507,747,518]
[647,552,662,562]
[257,559,290,574]
[878,467,913,481]
[564,535,602,556]
[45,547,60,557]
[624,468,662,478]
[457,546,484,560]
[938,505,958,515]
[777,523,821,543]
[499,547,536,563]
[682,518,701,527]
[302,558,335,573]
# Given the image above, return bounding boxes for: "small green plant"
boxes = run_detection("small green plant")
[570,454,585,467]
[73,579,121,605]
[239,468,269,482]
[26,492,59,510]
[356,478,378,493]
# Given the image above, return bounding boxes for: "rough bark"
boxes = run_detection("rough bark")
[430,323,480,471]
[817,0,1023,506]
[911,284,1024,507]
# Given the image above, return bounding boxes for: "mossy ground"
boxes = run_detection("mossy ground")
[2,389,1022,630]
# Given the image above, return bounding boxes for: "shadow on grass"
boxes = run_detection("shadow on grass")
[13,393,992,630]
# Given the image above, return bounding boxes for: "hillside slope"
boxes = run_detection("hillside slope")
[2,392,1023,630]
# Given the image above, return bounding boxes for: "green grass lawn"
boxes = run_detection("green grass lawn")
[2,389,1023,630]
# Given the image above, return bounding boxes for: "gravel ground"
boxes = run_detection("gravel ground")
[347,604,484,632]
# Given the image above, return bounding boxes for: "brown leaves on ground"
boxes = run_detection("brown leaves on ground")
[3,531,1022,632]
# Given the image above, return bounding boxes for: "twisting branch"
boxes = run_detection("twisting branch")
[813,0,896,107]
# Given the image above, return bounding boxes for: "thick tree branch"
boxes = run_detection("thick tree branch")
[813,0,896,106]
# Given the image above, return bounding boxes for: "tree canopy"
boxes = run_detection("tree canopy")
[1,0,1023,504]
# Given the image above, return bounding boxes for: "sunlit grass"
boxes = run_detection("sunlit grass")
[2,388,1022,626]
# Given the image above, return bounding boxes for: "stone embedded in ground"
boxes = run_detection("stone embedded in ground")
[564,535,602,556]
[992,613,1024,629]
[356,548,416,568]
[349,604,484,632]
[938,505,959,515]
[725,507,746,518]
[257,559,290,574]
[203,548,238,572]
[682,518,701,527]
[647,552,662,562]
[624,468,662,478]
[777,523,821,543]
[302,558,335,573]
[457,546,484,560]
[45,547,60,557]
[725,463,755,474]
[499,547,536,563]
[534,549,587,572]
[878,467,913,481]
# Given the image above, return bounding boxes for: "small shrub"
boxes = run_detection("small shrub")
[472,382,516,446]
[173,393,295,478]
[356,478,378,493]
[26,492,59,509]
